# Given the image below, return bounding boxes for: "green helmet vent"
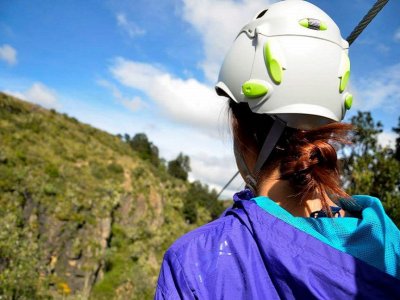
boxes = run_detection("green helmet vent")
[242,80,269,98]
[264,41,283,84]
[344,93,353,110]
[339,54,351,93]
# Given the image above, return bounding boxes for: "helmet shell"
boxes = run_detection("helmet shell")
[216,0,351,129]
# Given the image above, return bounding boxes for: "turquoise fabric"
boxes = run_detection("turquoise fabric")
[253,195,400,279]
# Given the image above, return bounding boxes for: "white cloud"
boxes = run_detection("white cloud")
[3,90,26,100]
[110,57,227,133]
[190,153,236,186]
[378,131,397,149]
[0,44,17,65]
[181,0,272,81]
[104,57,241,197]
[4,82,59,109]
[97,79,145,112]
[351,63,400,112]
[189,151,245,197]
[394,27,400,42]
[25,83,58,108]
[116,13,145,38]
[143,122,242,199]
[123,96,143,111]
[375,43,390,54]
[356,39,391,54]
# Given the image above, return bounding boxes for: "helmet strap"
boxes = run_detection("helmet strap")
[253,116,287,175]
[234,141,257,194]
[242,116,287,194]
[234,141,252,178]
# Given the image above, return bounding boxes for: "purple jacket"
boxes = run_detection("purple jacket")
[155,191,400,299]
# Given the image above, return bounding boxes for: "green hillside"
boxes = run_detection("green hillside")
[0,93,225,299]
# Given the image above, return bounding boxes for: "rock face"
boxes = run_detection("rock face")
[0,93,220,299]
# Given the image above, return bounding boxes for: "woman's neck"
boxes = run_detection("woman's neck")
[257,171,341,217]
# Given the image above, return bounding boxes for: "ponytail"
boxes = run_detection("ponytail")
[279,123,353,216]
[229,99,353,216]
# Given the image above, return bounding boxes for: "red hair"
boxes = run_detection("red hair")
[229,100,353,217]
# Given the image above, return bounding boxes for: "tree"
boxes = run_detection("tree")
[182,181,225,224]
[341,111,383,194]
[168,153,191,181]
[350,111,383,156]
[341,111,400,226]
[393,117,400,162]
[123,133,130,142]
[126,133,160,167]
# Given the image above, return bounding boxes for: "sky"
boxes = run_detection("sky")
[1,0,400,198]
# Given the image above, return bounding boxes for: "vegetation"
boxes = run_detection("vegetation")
[183,181,224,224]
[393,117,400,161]
[121,133,160,167]
[168,153,191,181]
[0,93,226,299]
[342,112,400,226]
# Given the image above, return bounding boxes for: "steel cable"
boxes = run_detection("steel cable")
[216,171,240,199]
[346,0,389,45]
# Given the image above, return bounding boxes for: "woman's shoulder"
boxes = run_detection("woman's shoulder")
[156,202,264,299]
[167,206,251,256]
[157,217,239,299]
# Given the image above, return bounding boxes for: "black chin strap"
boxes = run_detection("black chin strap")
[235,117,287,194]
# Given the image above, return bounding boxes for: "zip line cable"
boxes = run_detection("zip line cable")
[216,170,240,199]
[216,0,390,199]
[346,0,389,46]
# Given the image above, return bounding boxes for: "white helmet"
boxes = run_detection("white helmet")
[215,0,353,129]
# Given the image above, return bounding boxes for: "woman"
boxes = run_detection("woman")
[155,1,400,299]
